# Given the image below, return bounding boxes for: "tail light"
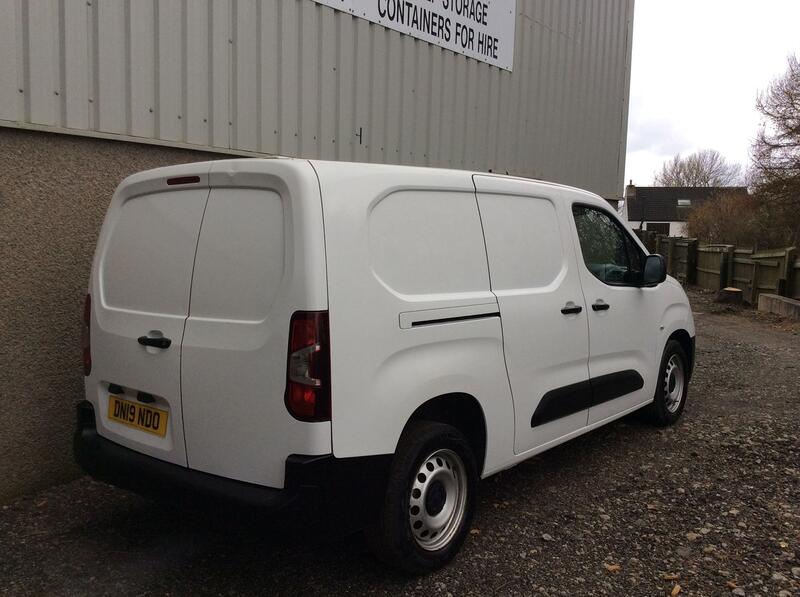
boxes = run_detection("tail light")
[82,294,92,376]
[285,311,331,422]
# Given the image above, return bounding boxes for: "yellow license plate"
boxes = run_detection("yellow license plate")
[108,395,169,437]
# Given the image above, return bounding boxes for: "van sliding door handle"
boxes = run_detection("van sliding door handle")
[560,304,583,315]
[137,336,172,349]
[592,302,610,311]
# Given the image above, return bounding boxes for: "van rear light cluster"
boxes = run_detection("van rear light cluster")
[82,294,92,376]
[285,311,331,422]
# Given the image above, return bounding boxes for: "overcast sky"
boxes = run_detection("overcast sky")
[624,0,800,187]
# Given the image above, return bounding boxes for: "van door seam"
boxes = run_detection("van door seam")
[307,160,334,456]
[178,178,213,469]
[471,175,517,455]
[562,199,593,427]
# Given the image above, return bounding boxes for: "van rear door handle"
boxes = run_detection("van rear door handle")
[137,336,172,349]
[560,303,583,315]
[592,301,610,311]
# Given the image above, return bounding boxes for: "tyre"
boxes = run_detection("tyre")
[366,421,478,575]
[645,339,689,426]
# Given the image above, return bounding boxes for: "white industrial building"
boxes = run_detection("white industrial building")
[1,0,634,199]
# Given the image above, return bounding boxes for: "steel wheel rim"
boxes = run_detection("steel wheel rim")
[408,448,468,551]
[664,354,685,413]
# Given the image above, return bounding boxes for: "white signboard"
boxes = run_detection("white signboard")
[313,0,517,71]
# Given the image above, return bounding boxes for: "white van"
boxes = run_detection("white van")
[76,159,695,573]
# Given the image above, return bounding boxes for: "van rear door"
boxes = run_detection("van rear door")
[88,168,211,466]
[180,160,331,489]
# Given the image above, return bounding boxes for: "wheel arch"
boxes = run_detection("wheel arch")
[667,328,695,380]
[402,393,488,475]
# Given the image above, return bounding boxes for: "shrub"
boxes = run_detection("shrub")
[686,192,793,248]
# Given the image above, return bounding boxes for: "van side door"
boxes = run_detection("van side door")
[474,176,591,455]
[568,202,658,424]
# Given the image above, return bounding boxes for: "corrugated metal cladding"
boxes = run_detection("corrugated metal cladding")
[0,0,633,198]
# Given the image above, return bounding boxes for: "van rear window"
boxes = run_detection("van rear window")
[188,188,285,321]
[101,189,209,316]
[368,190,489,296]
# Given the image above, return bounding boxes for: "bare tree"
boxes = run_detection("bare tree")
[751,55,800,208]
[654,149,742,187]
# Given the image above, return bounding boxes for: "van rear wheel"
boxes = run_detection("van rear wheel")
[367,421,477,574]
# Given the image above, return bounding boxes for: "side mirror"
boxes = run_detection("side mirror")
[642,254,667,286]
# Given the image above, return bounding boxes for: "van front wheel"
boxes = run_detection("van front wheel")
[645,339,689,426]
[367,421,478,574]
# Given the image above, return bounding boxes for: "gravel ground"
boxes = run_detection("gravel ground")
[1,289,798,596]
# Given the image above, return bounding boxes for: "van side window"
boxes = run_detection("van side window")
[369,190,490,295]
[572,205,643,285]
[476,194,563,291]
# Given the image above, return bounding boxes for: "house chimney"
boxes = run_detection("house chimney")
[624,180,636,200]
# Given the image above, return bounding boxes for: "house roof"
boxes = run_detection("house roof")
[626,186,747,222]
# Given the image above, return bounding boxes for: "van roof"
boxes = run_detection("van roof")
[117,157,605,204]
[306,159,606,204]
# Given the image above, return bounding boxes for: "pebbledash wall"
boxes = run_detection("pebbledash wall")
[0,0,634,501]
[0,128,232,502]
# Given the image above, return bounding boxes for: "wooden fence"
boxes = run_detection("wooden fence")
[696,245,733,292]
[633,230,798,304]
[793,259,800,300]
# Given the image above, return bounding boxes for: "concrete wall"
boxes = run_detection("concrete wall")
[757,294,800,321]
[0,128,229,502]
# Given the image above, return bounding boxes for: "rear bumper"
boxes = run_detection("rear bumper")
[74,401,391,517]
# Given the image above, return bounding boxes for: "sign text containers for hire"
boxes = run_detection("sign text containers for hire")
[312,0,517,70]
